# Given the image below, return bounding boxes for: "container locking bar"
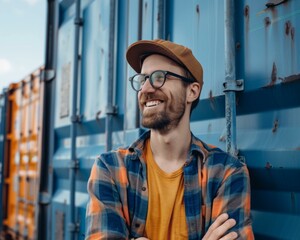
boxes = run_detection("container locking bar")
[105,105,118,115]
[39,192,51,205]
[69,160,80,170]
[223,79,244,92]
[68,222,80,233]
[70,114,83,123]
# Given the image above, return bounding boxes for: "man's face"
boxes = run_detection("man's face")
[138,54,188,131]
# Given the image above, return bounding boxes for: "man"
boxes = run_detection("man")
[85,39,254,239]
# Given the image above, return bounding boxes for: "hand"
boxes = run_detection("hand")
[202,213,238,240]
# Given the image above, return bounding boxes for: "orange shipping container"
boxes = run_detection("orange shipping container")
[1,67,43,240]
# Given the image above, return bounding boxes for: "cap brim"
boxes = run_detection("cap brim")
[126,41,182,73]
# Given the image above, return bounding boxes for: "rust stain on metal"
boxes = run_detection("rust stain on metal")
[157,12,160,22]
[272,119,279,133]
[264,17,271,27]
[244,5,249,18]
[265,162,272,169]
[209,90,215,110]
[279,73,300,83]
[196,4,200,14]
[266,0,288,8]
[291,27,295,40]
[266,62,277,86]
[285,21,291,35]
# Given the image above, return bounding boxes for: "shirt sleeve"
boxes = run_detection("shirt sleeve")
[210,158,254,240]
[85,156,129,240]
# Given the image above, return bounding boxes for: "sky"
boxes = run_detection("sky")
[0,0,46,91]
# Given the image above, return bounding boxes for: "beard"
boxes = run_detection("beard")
[140,90,186,132]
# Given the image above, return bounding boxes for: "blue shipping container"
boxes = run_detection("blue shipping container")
[35,0,300,239]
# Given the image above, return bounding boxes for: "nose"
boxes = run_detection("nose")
[140,78,156,93]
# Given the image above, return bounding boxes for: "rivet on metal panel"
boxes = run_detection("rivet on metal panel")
[196,5,200,14]
[264,17,271,27]
[266,0,287,8]
[272,119,279,133]
[265,162,272,169]
[285,21,291,35]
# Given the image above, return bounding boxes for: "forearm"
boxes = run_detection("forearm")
[210,165,254,239]
[85,158,129,239]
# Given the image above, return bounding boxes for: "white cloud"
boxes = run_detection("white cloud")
[0,59,13,74]
[22,0,39,6]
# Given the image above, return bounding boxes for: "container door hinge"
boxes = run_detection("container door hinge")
[70,114,83,123]
[74,17,83,26]
[68,222,80,233]
[40,69,56,82]
[69,160,80,169]
[223,79,244,92]
[39,192,51,205]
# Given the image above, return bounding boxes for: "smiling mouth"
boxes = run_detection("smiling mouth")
[145,100,163,107]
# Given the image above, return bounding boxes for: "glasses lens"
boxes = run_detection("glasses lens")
[151,71,165,88]
[131,74,145,91]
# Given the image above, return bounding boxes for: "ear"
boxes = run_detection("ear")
[186,82,201,103]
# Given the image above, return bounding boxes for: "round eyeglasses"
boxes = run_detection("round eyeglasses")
[129,70,194,92]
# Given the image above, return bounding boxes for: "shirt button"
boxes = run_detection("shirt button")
[141,186,146,191]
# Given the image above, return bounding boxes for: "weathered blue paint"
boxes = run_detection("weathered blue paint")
[43,0,300,239]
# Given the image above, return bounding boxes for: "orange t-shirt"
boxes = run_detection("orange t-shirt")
[144,140,188,240]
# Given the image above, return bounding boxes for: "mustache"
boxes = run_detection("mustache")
[139,93,167,103]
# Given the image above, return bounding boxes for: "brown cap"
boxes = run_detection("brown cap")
[126,39,203,86]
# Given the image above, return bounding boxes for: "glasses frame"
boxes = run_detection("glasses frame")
[129,70,194,92]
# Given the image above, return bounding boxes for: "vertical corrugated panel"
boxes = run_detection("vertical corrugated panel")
[1,68,43,240]
[49,0,300,239]
[0,90,8,236]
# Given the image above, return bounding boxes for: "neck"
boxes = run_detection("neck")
[149,117,192,172]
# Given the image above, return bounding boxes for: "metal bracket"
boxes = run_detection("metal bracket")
[40,69,56,82]
[74,17,83,26]
[39,192,51,205]
[223,79,244,92]
[70,114,83,123]
[69,160,80,170]
[105,105,118,115]
[68,222,80,233]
